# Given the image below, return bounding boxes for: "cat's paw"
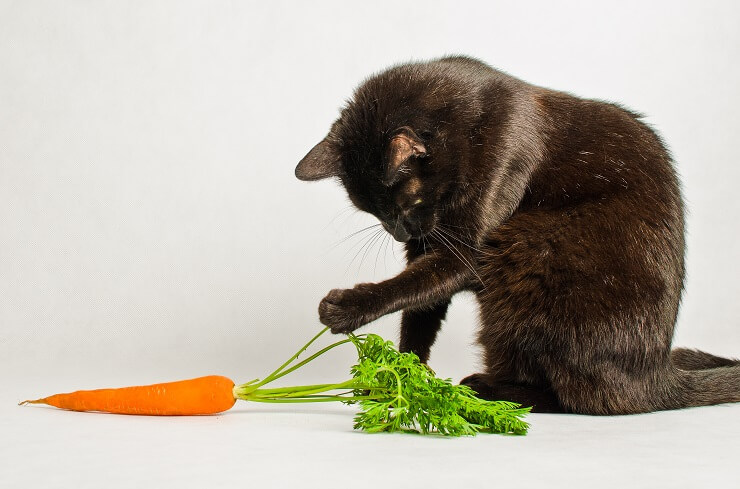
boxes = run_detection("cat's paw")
[460,373,495,398]
[318,284,379,334]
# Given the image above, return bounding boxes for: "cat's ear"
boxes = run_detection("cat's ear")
[295,138,342,181]
[383,127,427,185]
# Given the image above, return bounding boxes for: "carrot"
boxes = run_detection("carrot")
[19,328,530,435]
[19,375,235,415]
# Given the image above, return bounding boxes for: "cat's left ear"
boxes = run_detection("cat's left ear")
[295,138,342,181]
[383,127,427,185]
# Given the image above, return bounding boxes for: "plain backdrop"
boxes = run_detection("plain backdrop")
[1,1,738,488]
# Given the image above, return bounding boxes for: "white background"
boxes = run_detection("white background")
[1,1,738,487]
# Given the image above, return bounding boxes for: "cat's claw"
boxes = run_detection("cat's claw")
[318,284,378,334]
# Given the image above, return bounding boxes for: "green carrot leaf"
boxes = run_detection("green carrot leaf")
[235,328,530,436]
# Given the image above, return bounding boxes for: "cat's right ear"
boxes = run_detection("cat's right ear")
[295,139,342,181]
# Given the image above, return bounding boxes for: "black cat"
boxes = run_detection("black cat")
[295,56,740,414]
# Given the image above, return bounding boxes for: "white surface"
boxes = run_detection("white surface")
[4,383,739,488]
[2,1,739,487]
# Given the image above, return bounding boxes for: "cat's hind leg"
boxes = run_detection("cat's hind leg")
[460,373,564,413]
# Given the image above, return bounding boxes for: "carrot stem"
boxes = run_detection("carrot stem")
[251,334,361,389]
[241,394,385,404]
[236,379,355,400]
[258,327,330,384]
[233,328,398,405]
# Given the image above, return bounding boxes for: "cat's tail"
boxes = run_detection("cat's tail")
[671,347,739,370]
[660,348,740,409]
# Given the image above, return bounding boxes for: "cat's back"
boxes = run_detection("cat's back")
[355,55,515,105]
[527,86,681,214]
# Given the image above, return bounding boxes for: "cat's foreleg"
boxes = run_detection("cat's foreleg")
[318,252,472,333]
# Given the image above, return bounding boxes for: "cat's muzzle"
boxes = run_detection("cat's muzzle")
[382,219,413,242]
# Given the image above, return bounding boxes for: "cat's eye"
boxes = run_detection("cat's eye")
[413,198,423,205]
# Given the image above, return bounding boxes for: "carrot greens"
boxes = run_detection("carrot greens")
[234,327,530,436]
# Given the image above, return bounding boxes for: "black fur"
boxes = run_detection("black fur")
[296,56,740,414]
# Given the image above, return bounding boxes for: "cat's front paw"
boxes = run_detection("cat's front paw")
[318,284,380,334]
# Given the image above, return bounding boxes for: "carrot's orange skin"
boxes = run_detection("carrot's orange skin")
[22,375,236,415]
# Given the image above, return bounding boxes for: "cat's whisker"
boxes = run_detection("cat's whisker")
[437,221,475,231]
[431,229,486,288]
[389,232,399,264]
[337,229,384,265]
[373,231,388,277]
[437,224,507,259]
[423,233,434,257]
[383,232,394,272]
[323,204,358,231]
[333,223,382,253]
[345,228,384,277]
[358,229,386,276]
[378,233,387,276]
[435,224,484,253]
[435,221,496,256]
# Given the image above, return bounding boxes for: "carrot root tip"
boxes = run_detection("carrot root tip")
[18,399,43,406]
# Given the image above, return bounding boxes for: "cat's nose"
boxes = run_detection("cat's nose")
[402,215,421,234]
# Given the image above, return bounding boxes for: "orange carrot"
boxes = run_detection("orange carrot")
[19,375,236,415]
[16,329,531,435]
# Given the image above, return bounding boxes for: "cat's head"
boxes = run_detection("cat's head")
[295,59,484,242]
